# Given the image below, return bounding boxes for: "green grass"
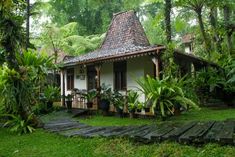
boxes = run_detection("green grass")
[79,115,157,126]
[79,108,235,126]
[0,128,235,157]
[1,107,235,157]
[167,107,235,123]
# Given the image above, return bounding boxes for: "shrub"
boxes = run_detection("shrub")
[2,113,35,135]
[137,76,199,118]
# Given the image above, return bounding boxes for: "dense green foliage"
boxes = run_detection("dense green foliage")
[34,22,105,56]
[47,0,142,35]
[137,76,199,117]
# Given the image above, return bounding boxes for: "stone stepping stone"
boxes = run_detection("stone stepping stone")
[48,123,89,133]
[84,126,122,137]
[123,125,152,138]
[44,121,79,130]
[62,126,106,137]
[203,121,224,142]
[45,119,73,125]
[148,125,174,142]
[216,121,234,144]
[71,109,89,117]
[179,121,215,143]
[133,126,156,142]
[163,122,197,141]
[102,126,137,137]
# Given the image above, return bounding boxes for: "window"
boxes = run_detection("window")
[114,61,126,90]
[67,68,74,90]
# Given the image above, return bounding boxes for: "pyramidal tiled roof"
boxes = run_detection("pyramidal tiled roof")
[64,10,160,65]
[101,11,150,49]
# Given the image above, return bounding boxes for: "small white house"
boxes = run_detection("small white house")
[60,11,212,112]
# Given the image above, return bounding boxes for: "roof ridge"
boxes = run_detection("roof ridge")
[113,10,135,17]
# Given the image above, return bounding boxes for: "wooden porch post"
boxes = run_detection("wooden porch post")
[151,55,160,78]
[95,64,101,109]
[95,64,101,90]
[61,69,66,107]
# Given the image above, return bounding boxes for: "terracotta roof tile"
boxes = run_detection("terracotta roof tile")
[64,10,156,65]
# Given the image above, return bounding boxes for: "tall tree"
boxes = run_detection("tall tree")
[164,0,172,43]
[176,0,212,56]
[48,0,143,35]
[0,0,26,68]
[223,4,232,54]
[26,0,30,49]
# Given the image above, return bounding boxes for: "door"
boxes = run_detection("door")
[87,65,97,90]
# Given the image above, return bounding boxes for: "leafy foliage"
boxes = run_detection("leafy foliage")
[111,91,126,110]
[127,90,141,111]
[137,75,199,117]
[42,85,60,103]
[0,51,55,133]
[47,0,143,35]
[83,89,97,103]
[35,22,105,56]
[2,113,35,135]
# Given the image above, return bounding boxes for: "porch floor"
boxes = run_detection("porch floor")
[43,110,235,146]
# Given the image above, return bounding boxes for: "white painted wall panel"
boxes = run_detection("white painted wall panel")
[100,62,114,90]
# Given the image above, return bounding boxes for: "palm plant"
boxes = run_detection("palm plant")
[111,91,126,117]
[137,75,199,118]
[127,90,140,112]
[83,89,97,108]
[112,91,125,110]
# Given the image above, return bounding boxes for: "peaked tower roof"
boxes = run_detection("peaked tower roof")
[101,11,150,49]
[64,10,161,65]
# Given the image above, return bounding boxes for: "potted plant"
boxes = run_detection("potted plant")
[111,91,125,117]
[65,94,73,111]
[99,83,112,115]
[136,103,144,113]
[143,101,151,112]
[83,89,97,108]
[127,90,139,118]
[43,85,60,109]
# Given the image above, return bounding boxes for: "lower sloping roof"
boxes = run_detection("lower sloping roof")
[63,45,165,66]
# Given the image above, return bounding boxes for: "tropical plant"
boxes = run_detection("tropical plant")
[137,75,199,118]
[126,90,140,112]
[226,59,235,84]
[36,23,105,57]
[111,91,126,110]
[2,113,35,135]
[100,83,112,101]
[43,85,60,103]
[83,89,97,103]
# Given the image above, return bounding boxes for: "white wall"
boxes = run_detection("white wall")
[74,65,87,90]
[62,56,154,101]
[100,62,114,90]
[127,56,154,102]
[63,65,87,96]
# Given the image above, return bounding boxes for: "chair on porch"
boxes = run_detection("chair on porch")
[72,89,87,108]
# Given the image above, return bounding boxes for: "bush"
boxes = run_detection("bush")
[2,113,35,135]
[137,75,199,118]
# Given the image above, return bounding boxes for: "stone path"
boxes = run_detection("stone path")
[43,115,235,145]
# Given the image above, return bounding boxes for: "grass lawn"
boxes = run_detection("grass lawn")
[79,107,235,126]
[1,107,235,157]
[0,128,235,157]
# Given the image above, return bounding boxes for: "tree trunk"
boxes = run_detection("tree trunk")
[26,0,30,50]
[223,5,232,54]
[164,0,172,43]
[196,9,211,57]
[209,7,222,53]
